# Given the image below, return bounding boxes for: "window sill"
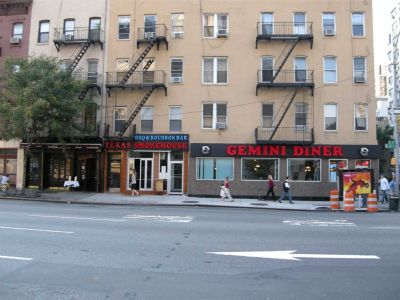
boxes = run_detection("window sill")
[201,83,228,86]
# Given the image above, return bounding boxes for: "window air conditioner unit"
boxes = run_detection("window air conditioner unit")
[216,122,227,130]
[217,29,228,38]
[64,34,74,41]
[10,37,21,44]
[324,29,335,36]
[171,77,182,83]
[172,32,184,38]
[354,76,366,83]
[144,32,156,39]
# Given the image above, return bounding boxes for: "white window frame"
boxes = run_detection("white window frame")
[169,106,182,132]
[141,106,154,132]
[260,12,274,35]
[114,106,127,134]
[171,13,184,37]
[202,57,228,84]
[261,56,274,83]
[196,157,234,180]
[12,23,23,39]
[322,12,336,35]
[293,12,307,35]
[328,159,348,182]
[352,12,365,37]
[118,16,131,40]
[353,56,367,83]
[170,57,183,83]
[323,56,337,83]
[38,20,50,43]
[201,102,227,130]
[287,158,321,182]
[261,103,274,129]
[354,103,368,131]
[324,103,338,131]
[203,13,229,38]
[295,102,308,129]
[294,56,308,83]
[241,158,279,181]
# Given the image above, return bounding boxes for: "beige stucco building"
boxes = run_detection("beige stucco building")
[102,0,380,198]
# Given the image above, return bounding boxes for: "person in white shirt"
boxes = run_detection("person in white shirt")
[379,174,390,203]
[0,174,10,191]
[278,176,294,204]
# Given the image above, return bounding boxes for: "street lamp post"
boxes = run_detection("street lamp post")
[391,34,400,196]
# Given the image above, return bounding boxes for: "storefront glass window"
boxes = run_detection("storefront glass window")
[355,159,370,169]
[242,158,278,180]
[108,153,121,188]
[171,150,183,161]
[196,158,233,180]
[288,159,321,181]
[329,159,348,182]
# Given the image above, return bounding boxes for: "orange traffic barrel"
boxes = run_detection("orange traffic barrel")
[330,189,340,210]
[344,191,355,212]
[367,193,378,213]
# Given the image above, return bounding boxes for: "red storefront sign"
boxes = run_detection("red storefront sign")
[226,145,343,157]
[104,141,188,150]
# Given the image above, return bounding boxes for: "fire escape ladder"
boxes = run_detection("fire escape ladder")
[119,40,155,86]
[68,41,92,72]
[78,86,90,101]
[272,39,300,82]
[118,86,156,137]
[269,89,299,141]
[143,59,154,71]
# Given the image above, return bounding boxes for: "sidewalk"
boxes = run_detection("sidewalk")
[0,191,392,212]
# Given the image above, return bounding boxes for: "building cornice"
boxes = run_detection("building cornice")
[0,0,31,16]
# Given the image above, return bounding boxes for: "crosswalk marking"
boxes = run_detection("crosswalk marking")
[124,214,193,223]
[283,219,356,227]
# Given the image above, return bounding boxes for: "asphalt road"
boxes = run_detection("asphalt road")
[0,199,399,300]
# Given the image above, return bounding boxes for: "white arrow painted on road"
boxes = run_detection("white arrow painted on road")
[0,255,33,261]
[207,251,380,261]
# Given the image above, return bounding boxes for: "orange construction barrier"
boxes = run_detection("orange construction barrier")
[367,193,378,213]
[330,189,340,210]
[344,191,355,212]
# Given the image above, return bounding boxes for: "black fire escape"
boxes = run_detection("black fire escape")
[53,27,103,100]
[255,21,314,145]
[105,24,168,138]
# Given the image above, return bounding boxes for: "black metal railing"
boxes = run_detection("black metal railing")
[73,71,102,85]
[258,70,314,85]
[257,22,313,37]
[256,127,314,144]
[106,70,166,86]
[137,24,167,40]
[53,27,103,42]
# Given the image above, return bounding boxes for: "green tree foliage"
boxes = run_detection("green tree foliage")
[0,56,92,145]
[377,124,394,176]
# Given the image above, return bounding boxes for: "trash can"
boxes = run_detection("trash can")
[389,196,399,211]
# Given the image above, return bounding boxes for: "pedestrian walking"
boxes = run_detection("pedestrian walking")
[264,174,276,201]
[278,176,294,204]
[130,170,139,197]
[389,176,396,195]
[220,176,233,202]
[379,174,390,203]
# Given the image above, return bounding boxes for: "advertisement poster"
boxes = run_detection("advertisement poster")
[340,169,373,195]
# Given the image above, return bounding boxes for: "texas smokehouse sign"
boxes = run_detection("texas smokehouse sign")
[104,134,189,151]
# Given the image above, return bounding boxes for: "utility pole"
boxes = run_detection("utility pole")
[392,34,399,196]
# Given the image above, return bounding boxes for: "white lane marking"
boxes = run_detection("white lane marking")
[207,250,380,261]
[124,214,193,223]
[0,255,33,261]
[29,215,126,222]
[283,219,356,227]
[0,226,73,234]
[369,227,400,229]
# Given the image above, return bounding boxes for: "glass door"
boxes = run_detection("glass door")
[261,13,273,35]
[89,17,101,40]
[137,158,153,190]
[144,15,156,38]
[169,162,183,193]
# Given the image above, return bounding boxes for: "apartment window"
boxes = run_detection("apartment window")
[352,13,365,36]
[169,106,182,132]
[203,57,228,84]
[323,56,337,83]
[196,158,233,180]
[295,103,307,128]
[354,103,367,131]
[84,103,97,133]
[12,23,23,39]
[116,58,129,81]
[141,107,153,132]
[293,12,306,34]
[262,104,274,128]
[242,158,278,181]
[329,159,348,182]
[144,15,157,35]
[202,103,227,129]
[353,57,366,83]
[170,58,183,83]
[87,59,99,83]
[322,13,335,35]
[118,16,130,39]
[261,56,274,82]
[324,104,337,131]
[89,17,101,40]
[63,19,75,39]
[171,13,184,37]
[38,20,50,43]
[114,106,127,133]
[294,57,307,82]
[260,13,274,35]
[288,159,321,181]
[203,13,228,38]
